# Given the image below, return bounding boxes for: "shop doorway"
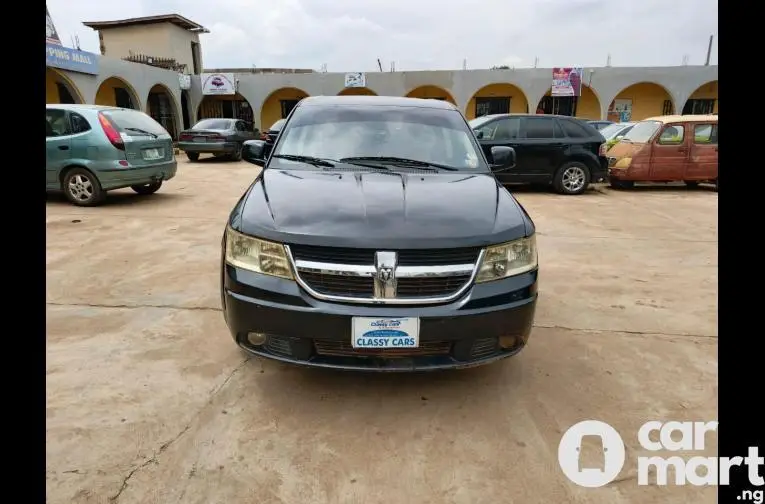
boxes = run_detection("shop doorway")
[181,90,191,130]
[197,94,255,130]
[147,84,179,139]
[537,96,577,116]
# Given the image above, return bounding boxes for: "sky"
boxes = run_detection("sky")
[47,0,718,72]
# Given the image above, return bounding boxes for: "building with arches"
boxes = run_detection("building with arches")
[227,66,717,130]
[46,11,718,139]
[46,13,203,140]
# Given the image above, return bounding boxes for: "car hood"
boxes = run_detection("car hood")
[607,141,645,159]
[231,166,533,249]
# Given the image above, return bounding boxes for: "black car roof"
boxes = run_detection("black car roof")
[474,113,585,120]
[297,95,457,110]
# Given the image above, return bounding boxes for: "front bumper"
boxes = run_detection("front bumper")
[178,141,238,154]
[222,264,538,372]
[591,158,609,183]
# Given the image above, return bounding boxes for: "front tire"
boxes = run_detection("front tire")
[63,168,105,207]
[553,162,590,195]
[131,181,162,195]
[230,143,243,161]
[186,152,200,161]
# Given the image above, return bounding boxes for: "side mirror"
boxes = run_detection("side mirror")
[476,130,484,139]
[242,140,266,166]
[490,146,516,172]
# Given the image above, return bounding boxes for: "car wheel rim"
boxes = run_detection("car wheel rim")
[562,167,585,192]
[68,174,94,201]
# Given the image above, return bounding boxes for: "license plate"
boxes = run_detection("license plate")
[193,136,206,142]
[142,148,163,160]
[351,317,420,349]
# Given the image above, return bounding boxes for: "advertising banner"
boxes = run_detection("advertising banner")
[552,67,583,97]
[178,74,191,90]
[344,72,366,88]
[608,99,633,122]
[201,73,236,95]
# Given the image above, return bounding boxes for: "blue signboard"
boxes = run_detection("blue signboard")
[46,43,99,75]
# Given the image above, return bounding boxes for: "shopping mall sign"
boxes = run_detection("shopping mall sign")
[46,43,99,75]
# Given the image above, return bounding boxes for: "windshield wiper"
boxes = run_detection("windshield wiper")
[271,154,336,167]
[123,127,158,138]
[339,156,459,171]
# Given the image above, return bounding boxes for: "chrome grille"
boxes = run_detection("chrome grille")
[290,245,480,266]
[287,245,483,304]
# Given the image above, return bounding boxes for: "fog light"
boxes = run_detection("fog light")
[499,335,518,349]
[247,332,267,346]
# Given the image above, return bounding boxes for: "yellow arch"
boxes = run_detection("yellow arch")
[610,81,675,121]
[537,84,602,120]
[404,85,456,105]
[338,87,377,96]
[147,83,181,138]
[685,80,718,114]
[95,75,141,109]
[465,83,530,119]
[259,87,310,130]
[46,67,85,104]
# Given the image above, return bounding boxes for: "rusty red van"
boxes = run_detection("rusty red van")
[607,115,718,191]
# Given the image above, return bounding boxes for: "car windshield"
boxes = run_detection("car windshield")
[273,105,487,171]
[102,109,169,137]
[600,123,627,140]
[193,119,232,130]
[269,119,286,131]
[623,121,662,143]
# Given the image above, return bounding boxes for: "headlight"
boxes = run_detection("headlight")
[224,227,293,279]
[476,235,537,283]
[612,157,632,170]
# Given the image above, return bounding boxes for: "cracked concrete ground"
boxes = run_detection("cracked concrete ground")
[46,157,718,504]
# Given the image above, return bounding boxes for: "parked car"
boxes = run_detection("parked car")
[607,115,718,190]
[221,96,539,372]
[45,104,177,207]
[600,122,636,150]
[587,120,614,131]
[259,118,286,159]
[469,113,609,195]
[177,118,259,161]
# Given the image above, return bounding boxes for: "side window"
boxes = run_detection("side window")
[552,119,565,139]
[46,109,71,137]
[658,125,685,145]
[474,121,498,141]
[522,117,555,139]
[70,113,91,134]
[235,121,246,131]
[492,117,521,141]
[693,124,717,144]
[559,119,590,139]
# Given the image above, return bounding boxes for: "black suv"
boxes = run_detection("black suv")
[221,96,539,372]
[469,114,608,195]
